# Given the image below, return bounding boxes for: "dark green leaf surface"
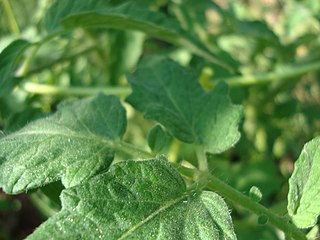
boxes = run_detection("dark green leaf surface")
[0,39,30,96]
[0,94,126,193]
[236,20,280,44]
[126,57,242,154]
[287,137,320,228]
[28,157,236,240]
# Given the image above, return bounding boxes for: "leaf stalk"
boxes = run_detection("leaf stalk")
[176,164,307,240]
[114,141,155,159]
[206,174,306,240]
[195,145,208,172]
[20,60,320,98]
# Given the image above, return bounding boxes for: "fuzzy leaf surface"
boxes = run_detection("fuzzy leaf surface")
[28,157,236,240]
[287,137,320,228]
[0,39,30,96]
[126,57,242,154]
[0,94,126,193]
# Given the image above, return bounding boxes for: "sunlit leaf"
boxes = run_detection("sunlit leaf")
[126,57,242,154]
[287,137,320,228]
[0,94,126,193]
[28,157,236,240]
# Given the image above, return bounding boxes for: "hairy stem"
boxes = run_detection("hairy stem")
[206,174,306,240]
[195,145,208,172]
[176,164,306,240]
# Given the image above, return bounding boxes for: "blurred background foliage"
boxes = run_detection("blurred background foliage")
[1,0,320,239]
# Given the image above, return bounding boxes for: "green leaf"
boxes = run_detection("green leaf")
[27,157,236,240]
[53,1,231,70]
[45,0,162,33]
[0,94,126,193]
[0,39,30,96]
[236,20,280,45]
[126,57,242,154]
[287,137,320,228]
[147,125,170,153]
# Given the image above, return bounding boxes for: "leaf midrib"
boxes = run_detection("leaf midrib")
[1,129,115,148]
[294,144,320,215]
[117,194,187,240]
[150,67,199,142]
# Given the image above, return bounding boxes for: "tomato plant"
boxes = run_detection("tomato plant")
[1,0,320,239]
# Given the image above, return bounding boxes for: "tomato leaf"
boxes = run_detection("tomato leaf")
[0,94,126,193]
[27,157,236,240]
[287,137,320,228]
[126,57,242,154]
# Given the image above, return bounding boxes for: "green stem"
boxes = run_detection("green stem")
[206,174,306,240]
[175,165,306,240]
[29,192,59,218]
[195,145,208,171]
[110,139,307,239]
[21,60,320,98]
[215,60,320,88]
[19,44,41,76]
[2,0,20,35]
[21,82,131,97]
